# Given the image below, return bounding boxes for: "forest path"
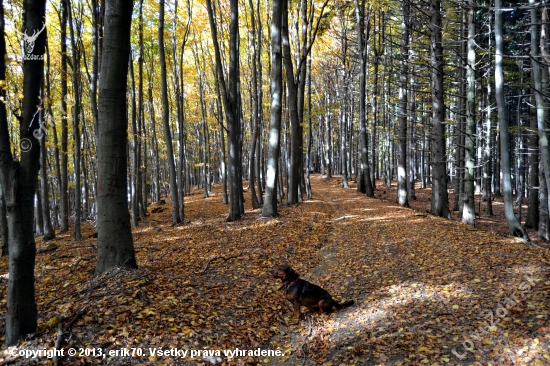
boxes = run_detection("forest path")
[267,176,550,365]
[1,175,549,366]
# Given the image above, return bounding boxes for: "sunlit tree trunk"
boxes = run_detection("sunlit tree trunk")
[206,0,243,220]
[354,0,373,197]
[397,0,409,206]
[495,0,530,240]
[59,0,69,232]
[262,0,283,217]
[67,0,81,240]
[95,0,137,274]
[532,0,550,226]
[462,0,476,226]
[159,0,181,225]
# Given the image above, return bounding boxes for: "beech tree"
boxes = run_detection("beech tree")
[262,0,284,217]
[0,0,46,345]
[95,0,137,274]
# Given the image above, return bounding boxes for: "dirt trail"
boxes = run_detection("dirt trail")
[267,176,550,365]
[1,175,549,366]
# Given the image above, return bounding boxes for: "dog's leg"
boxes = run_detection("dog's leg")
[292,302,301,320]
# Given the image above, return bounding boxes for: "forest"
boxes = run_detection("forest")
[0,0,550,364]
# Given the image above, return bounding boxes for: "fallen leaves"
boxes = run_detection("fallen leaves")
[0,175,549,365]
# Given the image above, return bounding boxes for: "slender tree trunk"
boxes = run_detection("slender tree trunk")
[532,0,550,224]
[430,0,451,218]
[262,0,283,217]
[281,0,300,204]
[159,0,181,225]
[67,0,81,240]
[495,0,530,240]
[215,84,228,204]
[354,0,373,197]
[129,52,139,227]
[397,0,409,206]
[248,0,260,208]
[206,0,243,221]
[95,0,137,274]
[305,40,313,199]
[525,97,539,228]
[484,55,494,216]
[59,0,69,232]
[462,0,476,226]
[540,165,550,241]
[40,106,55,240]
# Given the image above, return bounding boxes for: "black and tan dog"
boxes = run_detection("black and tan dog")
[271,264,354,319]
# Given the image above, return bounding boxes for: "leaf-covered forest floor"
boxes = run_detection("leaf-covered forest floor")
[1,175,549,365]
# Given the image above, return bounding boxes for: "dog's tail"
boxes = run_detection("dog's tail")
[336,300,354,309]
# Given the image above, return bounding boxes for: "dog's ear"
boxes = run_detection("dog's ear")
[285,265,299,279]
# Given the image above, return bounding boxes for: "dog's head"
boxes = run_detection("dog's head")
[270,264,300,282]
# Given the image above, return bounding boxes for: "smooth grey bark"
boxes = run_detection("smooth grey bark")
[67,0,81,240]
[147,73,161,203]
[45,41,63,231]
[95,0,137,274]
[39,105,55,240]
[354,0,373,197]
[129,52,139,227]
[0,176,6,256]
[305,41,313,199]
[1,0,45,345]
[214,78,228,204]
[159,0,181,225]
[462,0,476,226]
[483,57,493,216]
[397,0,409,206]
[262,0,283,217]
[59,0,69,232]
[429,0,451,219]
[138,0,147,216]
[540,165,550,241]
[255,0,263,204]
[494,0,530,240]
[532,0,550,225]
[281,0,300,204]
[206,0,243,221]
[525,99,539,229]
[248,0,260,208]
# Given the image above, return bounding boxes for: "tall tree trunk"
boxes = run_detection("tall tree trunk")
[206,0,243,221]
[305,38,313,199]
[540,165,550,241]
[67,0,81,240]
[532,0,550,225]
[495,0,530,240]
[248,0,260,209]
[397,0,409,206]
[129,52,139,227]
[95,0,137,274]
[59,0,69,232]
[525,97,539,228]
[462,0,476,226]
[354,0,373,197]
[0,0,46,344]
[262,0,283,217]
[429,0,451,218]
[40,104,55,240]
[158,0,181,225]
[281,0,300,204]
[484,53,494,216]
